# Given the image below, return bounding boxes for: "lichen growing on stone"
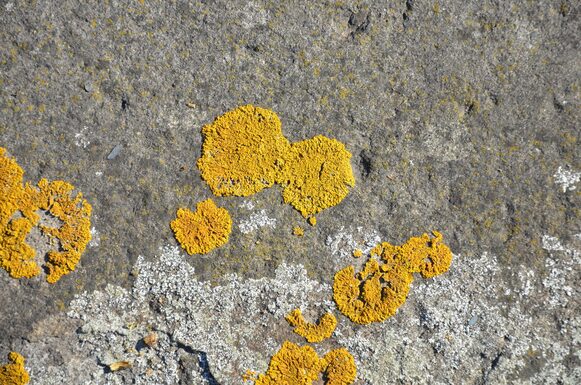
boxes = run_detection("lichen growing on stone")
[254,341,356,385]
[0,352,30,385]
[170,199,232,255]
[333,231,452,324]
[321,348,357,385]
[197,105,290,197]
[32,179,92,283]
[278,136,355,218]
[254,341,321,385]
[197,105,355,219]
[285,309,337,343]
[0,147,92,283]
[293,226,305,237]
[0,148,39,279]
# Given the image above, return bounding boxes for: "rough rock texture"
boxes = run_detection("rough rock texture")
[0,0,579,384]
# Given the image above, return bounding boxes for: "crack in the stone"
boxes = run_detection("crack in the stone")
[176,340,220,385]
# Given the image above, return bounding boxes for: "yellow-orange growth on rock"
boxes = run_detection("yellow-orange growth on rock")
[254,341,356,385]
[170,199,232,255]
[197,105,290,197]
[0,147,92,283]
[285,309,337,343]
[197,105,355,219]
[0,352,30,385]
[333,231,452,324]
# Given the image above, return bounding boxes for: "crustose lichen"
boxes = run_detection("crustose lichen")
[0,352,30,385]
[197,105,355,220]
[285,308,337,343]
[333,231,453,324]
[253,341,356,385]
[0,147,92,283]
[170,198,232,255]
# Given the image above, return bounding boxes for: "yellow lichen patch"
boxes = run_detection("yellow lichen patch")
[0,147,92,283]
[285,309,337,343]
[170,199,232,255]
[307,216,317,226]
[333,232,452,324]
[279,136,355,218]
[197,105,290,196]
[242,369,257,382]
[254,341,322,385]
[321,348,357,385]
[0,352,30,385]
[352,249,363,258]
[371,231,453,279]
[293,226,304,237]
[0,148,39,279]
[32,179,92,283]
[254,342,356,385]
[197,106,355,220]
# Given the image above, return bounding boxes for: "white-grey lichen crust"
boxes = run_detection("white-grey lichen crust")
[21,233,580,385]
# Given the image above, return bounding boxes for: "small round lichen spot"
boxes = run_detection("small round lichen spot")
[307,216,317,226]
[352,249,363,258]
[285,308,337,343]
[0,352,30,385]
[322,348,357,385]
[197,105,291,196]
[293,226,304,237]
[170,199,232,255]
[254,341,322,385]
[279,135,355,217]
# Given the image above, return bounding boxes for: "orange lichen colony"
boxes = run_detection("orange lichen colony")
[293,226,304,237]
[333,231,452,324]
[197,105,355,219]
[0,147,92,283]
[170,199,232,254]
[254,341,356,385]
[286,309,337,343]
[0,352,30,385]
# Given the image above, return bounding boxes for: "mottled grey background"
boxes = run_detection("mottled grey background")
[0,0,579,384]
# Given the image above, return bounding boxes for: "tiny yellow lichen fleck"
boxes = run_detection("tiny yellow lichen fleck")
[307,216,317,226]
[292,226,304,237]
[352,249,363,258]
[254,341,356,385]
[333,232,452,324]
[170,199,232,255]
[285,309,337,343]
[0,147,92,283]
[242,369,257,382]
[0,352,30,385]
[197,105,355,220]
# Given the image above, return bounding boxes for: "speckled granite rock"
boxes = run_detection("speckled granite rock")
[0,0,579,384]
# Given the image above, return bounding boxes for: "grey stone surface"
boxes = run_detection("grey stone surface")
[0,0,579,384]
